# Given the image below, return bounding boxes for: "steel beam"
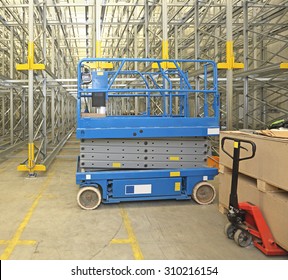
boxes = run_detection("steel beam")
[226,0,233,130]
[9,27,14,144]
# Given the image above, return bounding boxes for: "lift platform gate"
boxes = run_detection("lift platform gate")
[75,58,219,209]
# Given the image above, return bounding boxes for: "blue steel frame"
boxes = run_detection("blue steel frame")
[76,58,219,139]
[76,58,219,205]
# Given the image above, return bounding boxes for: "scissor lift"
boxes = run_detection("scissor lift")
[76,58,219,209]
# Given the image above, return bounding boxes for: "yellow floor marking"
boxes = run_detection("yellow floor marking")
[110,239,130,244]
[0,240,36,245]
[0,173,53,260]
[111,207,144,260]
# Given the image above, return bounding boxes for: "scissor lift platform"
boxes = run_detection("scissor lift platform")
[76,58,220,209]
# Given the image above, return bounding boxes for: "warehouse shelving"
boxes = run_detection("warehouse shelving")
[0,0,287,173]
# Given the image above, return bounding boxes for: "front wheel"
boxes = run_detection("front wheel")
[234,229,252,247]
[77,186,102,210]
[192,182,216,205]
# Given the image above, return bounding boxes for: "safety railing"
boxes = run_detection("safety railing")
[77,58,219,139]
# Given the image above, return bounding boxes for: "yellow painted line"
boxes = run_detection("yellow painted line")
[0,240,36,246]
[110,239,131,244]
[17,240,37,245]
[0,173,53,260]
[113,207,144,260]
[120,207,144,260]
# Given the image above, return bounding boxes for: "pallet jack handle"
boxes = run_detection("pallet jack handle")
[221,137,256,162]
[221,137,256,210]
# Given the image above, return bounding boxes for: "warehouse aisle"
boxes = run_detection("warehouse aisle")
[0,139,287,260]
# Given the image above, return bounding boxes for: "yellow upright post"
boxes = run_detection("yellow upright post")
[89,1,112,69]
[16,0,46,175]
[218,41,244,70]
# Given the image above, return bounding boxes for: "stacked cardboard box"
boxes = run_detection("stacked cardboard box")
[219,130,288,251]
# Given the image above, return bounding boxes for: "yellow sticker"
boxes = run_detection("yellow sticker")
[97,71,104,76]
[112,162,121,168]
[234,142,239,148]
[169,156,180,161]
[170,171,180,177]
[175,182,181,191]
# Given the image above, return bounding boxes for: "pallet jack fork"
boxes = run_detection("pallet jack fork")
[221,136,287,256]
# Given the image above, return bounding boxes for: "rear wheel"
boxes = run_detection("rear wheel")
[192,182,216,205]
[224,222,236,239]
[234,229,252,247]
[77,186,102,210]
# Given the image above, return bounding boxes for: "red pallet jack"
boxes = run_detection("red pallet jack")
[221,136,287,256]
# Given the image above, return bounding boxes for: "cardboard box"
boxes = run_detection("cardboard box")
[219,171,288,251]
[218,171,260,209]
[260,191,288,251]
[220,131,288,192]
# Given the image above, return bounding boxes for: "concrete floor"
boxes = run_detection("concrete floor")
[0,139,287,260]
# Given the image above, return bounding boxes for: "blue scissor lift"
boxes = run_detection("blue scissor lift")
[76,58,219,209]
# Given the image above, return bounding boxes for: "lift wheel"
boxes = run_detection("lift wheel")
[77,186,102,210]
[192,182,216,205]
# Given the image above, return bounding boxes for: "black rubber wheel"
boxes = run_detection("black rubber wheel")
[234,229,252,247]
[224,222,236,239]
[192,182,216,205]
[77,186,102,210]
